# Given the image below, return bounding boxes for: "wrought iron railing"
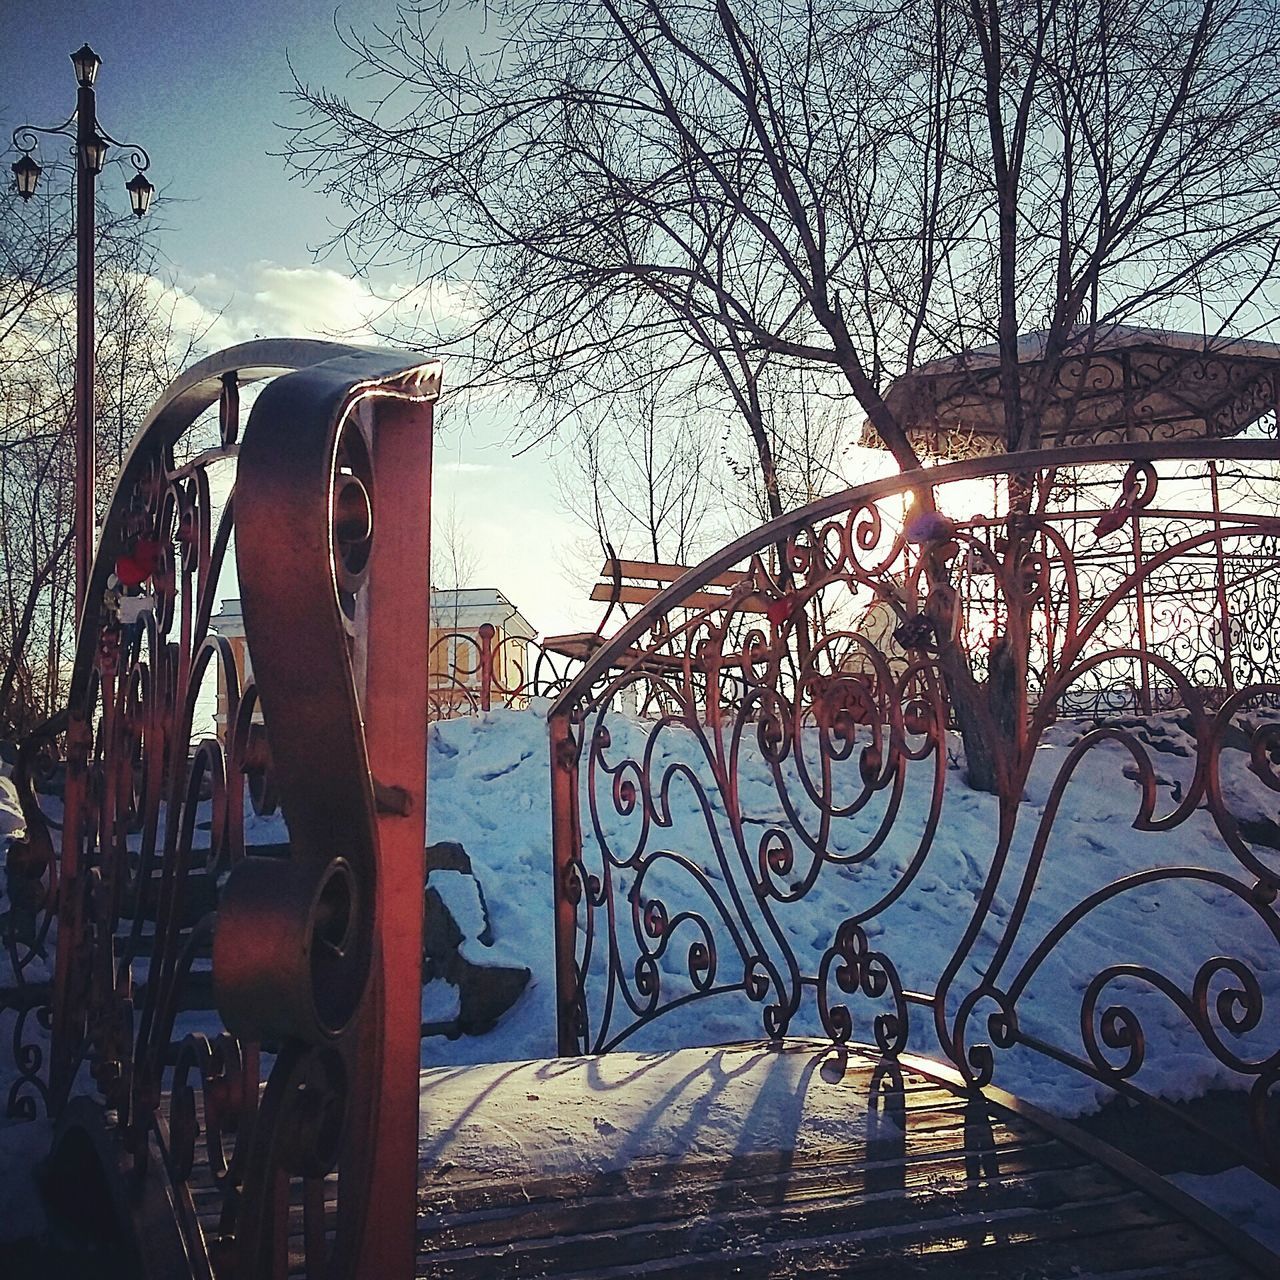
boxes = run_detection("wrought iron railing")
[548,439,1280,1182]
[426,625,580,719]
[1,340,438,1276]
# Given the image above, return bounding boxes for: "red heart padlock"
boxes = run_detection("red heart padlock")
[114,536,162,588]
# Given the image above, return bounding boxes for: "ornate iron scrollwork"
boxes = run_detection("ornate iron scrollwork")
[550,439,1280,1180]
[3,340,438,1277]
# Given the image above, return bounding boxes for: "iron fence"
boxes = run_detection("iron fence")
[549,440,1280,1183]
[1,340,439,1276]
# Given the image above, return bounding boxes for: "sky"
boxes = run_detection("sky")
[0,0,601,636]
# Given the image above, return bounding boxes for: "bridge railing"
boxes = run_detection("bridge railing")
[548,439,1280,1182]
[1,340,439,1277]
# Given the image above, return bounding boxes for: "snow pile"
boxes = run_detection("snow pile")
[425,706,1279,1122]
[418,1042,875,1182]
[0,776,24,843]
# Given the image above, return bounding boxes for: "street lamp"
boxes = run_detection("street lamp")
[11,45,154,624]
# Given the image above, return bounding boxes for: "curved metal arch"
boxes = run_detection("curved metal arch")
[551,437,1280,713]
[73,339,440,702]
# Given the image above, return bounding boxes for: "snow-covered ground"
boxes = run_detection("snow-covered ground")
[2,703,1278,1253]
[422,702,1280,1254]
[425,705,1278,1110]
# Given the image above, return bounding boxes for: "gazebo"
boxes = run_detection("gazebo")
[878,325,1280,456]
[869,326,1280,714]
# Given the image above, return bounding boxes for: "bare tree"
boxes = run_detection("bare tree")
[283,0,1280,788]
[430,492,482,634]
[0,175,194,735]
[555,353,720,568]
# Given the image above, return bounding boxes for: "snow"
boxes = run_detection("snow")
[2,702,1278,1255]
[417,1042,874,1183]
[0,775,24,843]
[1168,1166,1280,1257]
[419,703,1280,1256]
[424,706,1279,1123]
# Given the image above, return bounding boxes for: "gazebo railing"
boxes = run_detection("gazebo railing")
[548,438,1280,1183]
[2,340,439,1277]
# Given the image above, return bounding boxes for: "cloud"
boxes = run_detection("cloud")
[164,262,476,354]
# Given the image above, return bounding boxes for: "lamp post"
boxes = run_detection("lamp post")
[11,44,155,623]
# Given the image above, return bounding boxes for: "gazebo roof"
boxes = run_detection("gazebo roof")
[879,325,1280,455]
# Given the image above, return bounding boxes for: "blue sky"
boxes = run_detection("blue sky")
[2,0,599,634]
[1,0,410,274]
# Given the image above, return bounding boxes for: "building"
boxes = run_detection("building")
[427,587,537,714]
[208,587,537,735]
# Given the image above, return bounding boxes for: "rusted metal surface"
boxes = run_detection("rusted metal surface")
[549,439,1280,1181]
[5,339,439,1277]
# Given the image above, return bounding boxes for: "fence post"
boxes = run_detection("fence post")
[1208,459,1235,698]
[548,707,584,1055]
[1130,512,1152,714]
[478,622,495,712]
[353,391,435,1279]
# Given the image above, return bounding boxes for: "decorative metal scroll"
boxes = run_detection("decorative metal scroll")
[426,626,580,719]
[549,439,1280,1182]
[4,340,439,1277]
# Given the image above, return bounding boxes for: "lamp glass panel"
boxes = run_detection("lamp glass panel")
[71,44,101,87]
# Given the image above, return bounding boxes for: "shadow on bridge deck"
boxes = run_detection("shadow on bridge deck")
[409,1041,1277,1280]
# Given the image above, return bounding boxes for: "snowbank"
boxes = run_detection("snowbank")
[425,706,1279,1123]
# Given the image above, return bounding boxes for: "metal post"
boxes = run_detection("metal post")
[478,621,495,712]
[549,709,584,1056]
[1131,512,1152,714]
[74,80,96,624]
[356,394,434,1279]
[14,48,153,625]
[1209,459,1235,697]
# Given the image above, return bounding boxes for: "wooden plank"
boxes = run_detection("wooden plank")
[601,559,750,590]
[414,1167,1157,1280]
[184,1047,1271,1280]
[589,583,768,613]
[546,1217,1234,1280]
[417,1138,1088,1253]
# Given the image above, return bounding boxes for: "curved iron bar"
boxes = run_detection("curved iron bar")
[91,125,151,174]
[12,120,78,156]
[12,114,152,174]
[549,439,1280,1181]
[426,628,583,718]
[2,339,440,1276]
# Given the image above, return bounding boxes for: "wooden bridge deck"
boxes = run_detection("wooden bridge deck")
[404,1042,1276,1280]
[171,1040,1277,1277]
